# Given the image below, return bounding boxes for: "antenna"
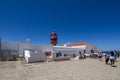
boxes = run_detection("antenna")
[26,38,30,43]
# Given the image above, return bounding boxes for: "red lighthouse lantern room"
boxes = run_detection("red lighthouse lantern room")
[50,31,58,46]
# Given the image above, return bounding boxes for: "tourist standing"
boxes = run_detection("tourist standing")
[105,52,110,64]
[113,51,117,62]
[109,51,115,67]
[98,52,102,61]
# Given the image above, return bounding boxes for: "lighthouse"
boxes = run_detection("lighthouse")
[50,31,58,46]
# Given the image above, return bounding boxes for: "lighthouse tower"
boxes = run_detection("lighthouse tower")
[50,31,58,46]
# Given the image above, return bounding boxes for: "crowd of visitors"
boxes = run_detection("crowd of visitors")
[104,51,120,67]
[82,50,120,67]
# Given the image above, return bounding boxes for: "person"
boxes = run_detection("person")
[98,52,102,61]
[82,53,86,59]
[79,51,85,59]
[113,51,117,62]
[105,52,110,64]
[109,51,115,67]
[117,51,120,58]
[79,51,82,59]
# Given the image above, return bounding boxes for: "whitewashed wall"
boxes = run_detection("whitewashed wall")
[18,43,30,56]
[1,42,99,62]
[24,50,46,63]
[1,42,18,50]
[52,46,83,60]
[85,45,98,54]
[23,45,53,63]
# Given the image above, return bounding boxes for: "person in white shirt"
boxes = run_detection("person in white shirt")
[109,51,115,67]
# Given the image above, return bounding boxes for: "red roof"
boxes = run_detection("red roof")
[51,31,57,35]
[67,42,92,47]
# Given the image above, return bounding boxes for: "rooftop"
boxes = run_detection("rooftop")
[67,42,92,47]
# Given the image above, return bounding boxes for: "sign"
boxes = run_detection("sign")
[45,51,51,56]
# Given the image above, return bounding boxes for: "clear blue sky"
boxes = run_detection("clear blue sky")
[0,0,120,51]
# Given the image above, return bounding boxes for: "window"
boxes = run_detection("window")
[73,54,76,58]
[56,51,61,57]
[84,50,86,53]
[91,50,94,53]
[64,54,66,57]
[79,51,81,54]
[56,53,59,57]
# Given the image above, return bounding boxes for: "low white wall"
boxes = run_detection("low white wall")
[24,50,46,63]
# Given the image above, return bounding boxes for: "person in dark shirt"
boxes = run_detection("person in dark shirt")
[105,52,110,64]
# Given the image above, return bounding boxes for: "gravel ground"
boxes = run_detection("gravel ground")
[0,58,120,80]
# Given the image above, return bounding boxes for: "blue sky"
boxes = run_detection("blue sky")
[0,0,120,50]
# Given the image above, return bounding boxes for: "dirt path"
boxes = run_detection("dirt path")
[0,58,120,80]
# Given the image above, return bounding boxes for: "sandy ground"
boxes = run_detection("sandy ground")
[0,58,120,80]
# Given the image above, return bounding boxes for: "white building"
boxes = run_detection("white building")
[0,42,100,63]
